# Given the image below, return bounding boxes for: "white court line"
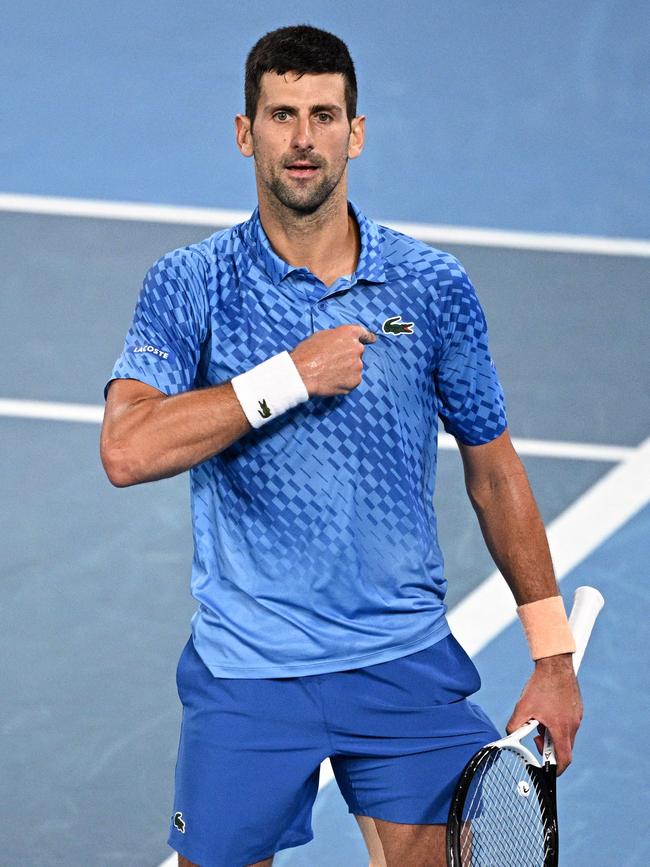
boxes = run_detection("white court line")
[0,398,104,424]
[448,435,650,656]
[0,397,635,463]
[491,436,633,464]
[2,192,650,257]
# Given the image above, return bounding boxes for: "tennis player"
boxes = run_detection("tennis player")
[101,25,582,867]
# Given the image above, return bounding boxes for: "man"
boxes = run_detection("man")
[101,25,582,867]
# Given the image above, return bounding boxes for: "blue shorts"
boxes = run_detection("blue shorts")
[168,633,499,867]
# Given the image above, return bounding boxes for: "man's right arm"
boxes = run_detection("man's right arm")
[100,378,251,487]
[100,324,376,487]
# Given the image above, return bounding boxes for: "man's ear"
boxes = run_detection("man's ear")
[348,115,366,160]
[235,115,254,157]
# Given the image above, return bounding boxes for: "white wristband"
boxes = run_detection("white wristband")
[231,351,310,429]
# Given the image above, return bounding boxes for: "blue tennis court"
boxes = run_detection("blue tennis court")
[1,3,648,865]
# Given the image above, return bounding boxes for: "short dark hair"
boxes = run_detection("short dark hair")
[245,25,357,125]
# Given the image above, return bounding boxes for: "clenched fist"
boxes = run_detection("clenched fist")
[290,324,377,397]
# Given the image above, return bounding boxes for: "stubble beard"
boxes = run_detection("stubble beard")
[261,155,348,217]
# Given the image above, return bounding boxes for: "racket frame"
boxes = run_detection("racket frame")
[446,738,559,867]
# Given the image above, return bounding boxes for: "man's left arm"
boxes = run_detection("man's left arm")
[457,427,582,774]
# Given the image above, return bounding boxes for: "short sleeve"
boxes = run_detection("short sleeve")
[433,257,508,445]
[105,249,208,399]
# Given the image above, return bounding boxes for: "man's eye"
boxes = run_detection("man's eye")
[274,111,290,121]
[316,113,332,123]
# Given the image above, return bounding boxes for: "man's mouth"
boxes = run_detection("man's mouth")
[284,162,320,178]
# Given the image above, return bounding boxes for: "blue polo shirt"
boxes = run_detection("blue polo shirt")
[107,202,508,677]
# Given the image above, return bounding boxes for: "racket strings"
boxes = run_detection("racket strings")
[459,747,551,866]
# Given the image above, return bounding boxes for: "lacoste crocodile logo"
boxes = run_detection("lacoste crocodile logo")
[173,812,186,833]
[382,315,415,335]
[258,398,272,419]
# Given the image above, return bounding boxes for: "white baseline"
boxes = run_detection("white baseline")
[0,397,634,463]
[2,192,650,257]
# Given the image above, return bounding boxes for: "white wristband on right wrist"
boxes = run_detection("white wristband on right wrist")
[231,350,310,429]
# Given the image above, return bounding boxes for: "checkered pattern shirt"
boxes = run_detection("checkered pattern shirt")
[107,202,508,677]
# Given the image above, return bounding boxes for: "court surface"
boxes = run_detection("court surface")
[1,3,649,866]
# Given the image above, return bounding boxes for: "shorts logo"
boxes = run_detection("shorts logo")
[173,811,186,833]
[382,315,414,335]
[130,344,176,363]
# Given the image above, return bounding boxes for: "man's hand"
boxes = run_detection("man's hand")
[290,324,377,397]
[506,653,582,775]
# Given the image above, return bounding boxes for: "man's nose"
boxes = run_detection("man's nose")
[291,116,314,150]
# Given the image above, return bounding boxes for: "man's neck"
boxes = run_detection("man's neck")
[257,190,360,288]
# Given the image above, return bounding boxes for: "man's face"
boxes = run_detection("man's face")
[237,71,364,215]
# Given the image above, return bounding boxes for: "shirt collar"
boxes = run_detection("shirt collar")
[244,201,387,287]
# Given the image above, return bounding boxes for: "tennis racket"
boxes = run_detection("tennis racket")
[446,585,604,867]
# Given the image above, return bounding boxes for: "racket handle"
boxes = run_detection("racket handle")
[568,585,604,674]
[541,585,604,764]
